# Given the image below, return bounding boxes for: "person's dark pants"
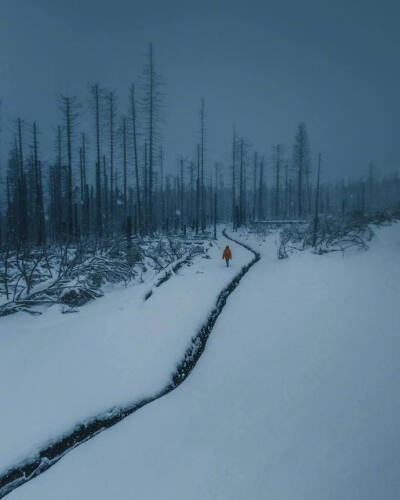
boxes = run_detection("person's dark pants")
[225,259,230,267]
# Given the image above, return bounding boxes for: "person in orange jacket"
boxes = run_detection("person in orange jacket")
[222,245,232,267]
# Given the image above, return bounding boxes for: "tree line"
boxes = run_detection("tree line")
[0,43,399,252]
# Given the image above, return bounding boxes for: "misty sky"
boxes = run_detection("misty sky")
[0,0,399,182]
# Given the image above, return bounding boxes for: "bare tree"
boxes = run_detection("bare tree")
[200,98,206,231]
[214,163,219,240]
[312,154,322,247]
[284,161,289,218]
[105,90,117,232]
[180,157,185,229]
[32,122,45,246]
[258,156,265,220]
[196,144,200,235]
[159,146,165,231]
[293,122,311,218]
[239,138,244,226]
[102,155,108,232]
[17,119,28,246]
[273,144,281,218]
[130,83,142,234]
[59,96,79,240]
[91,84,102,238]
[80,133,89,236]
[141,43,163,233]
[122,117,128,230]
[232,129,237,229]
[253,151,258,221]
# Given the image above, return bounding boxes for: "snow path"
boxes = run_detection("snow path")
[8,223,400,500]
[0,230,258,498]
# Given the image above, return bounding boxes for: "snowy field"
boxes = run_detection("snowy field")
[0,231,251,471]
[5,223,400,499]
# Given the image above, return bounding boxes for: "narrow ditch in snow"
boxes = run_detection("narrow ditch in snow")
[144,254,194,301]
[0,229,260,499]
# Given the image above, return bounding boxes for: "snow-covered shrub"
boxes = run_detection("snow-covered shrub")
[278,214,374,259]
[0,235,207,317]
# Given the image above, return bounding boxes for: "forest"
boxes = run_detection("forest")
[0,43,399,315]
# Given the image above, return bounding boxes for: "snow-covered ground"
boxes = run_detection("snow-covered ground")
[6,223,400,499]
[0,232,251,471]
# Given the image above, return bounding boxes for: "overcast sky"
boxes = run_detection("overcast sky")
[0,0,399,182]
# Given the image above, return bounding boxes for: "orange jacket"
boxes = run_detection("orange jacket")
[222,246,232,260]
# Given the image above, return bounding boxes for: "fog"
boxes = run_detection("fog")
[1,0,399,180]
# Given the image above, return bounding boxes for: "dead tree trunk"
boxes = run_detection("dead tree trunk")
[93,85,102,238]
[312,154,321,248]
[258,157,264,220]
[274,144,281,219]
[60,96,74,240]
[196,144,200,235]
[239,138,244,226]
[232,130,236,229]
[122,117,127,231]
[32,122,45,247]
[253,152,257,221]
[106,91,116,233]
[130,84,142,235]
